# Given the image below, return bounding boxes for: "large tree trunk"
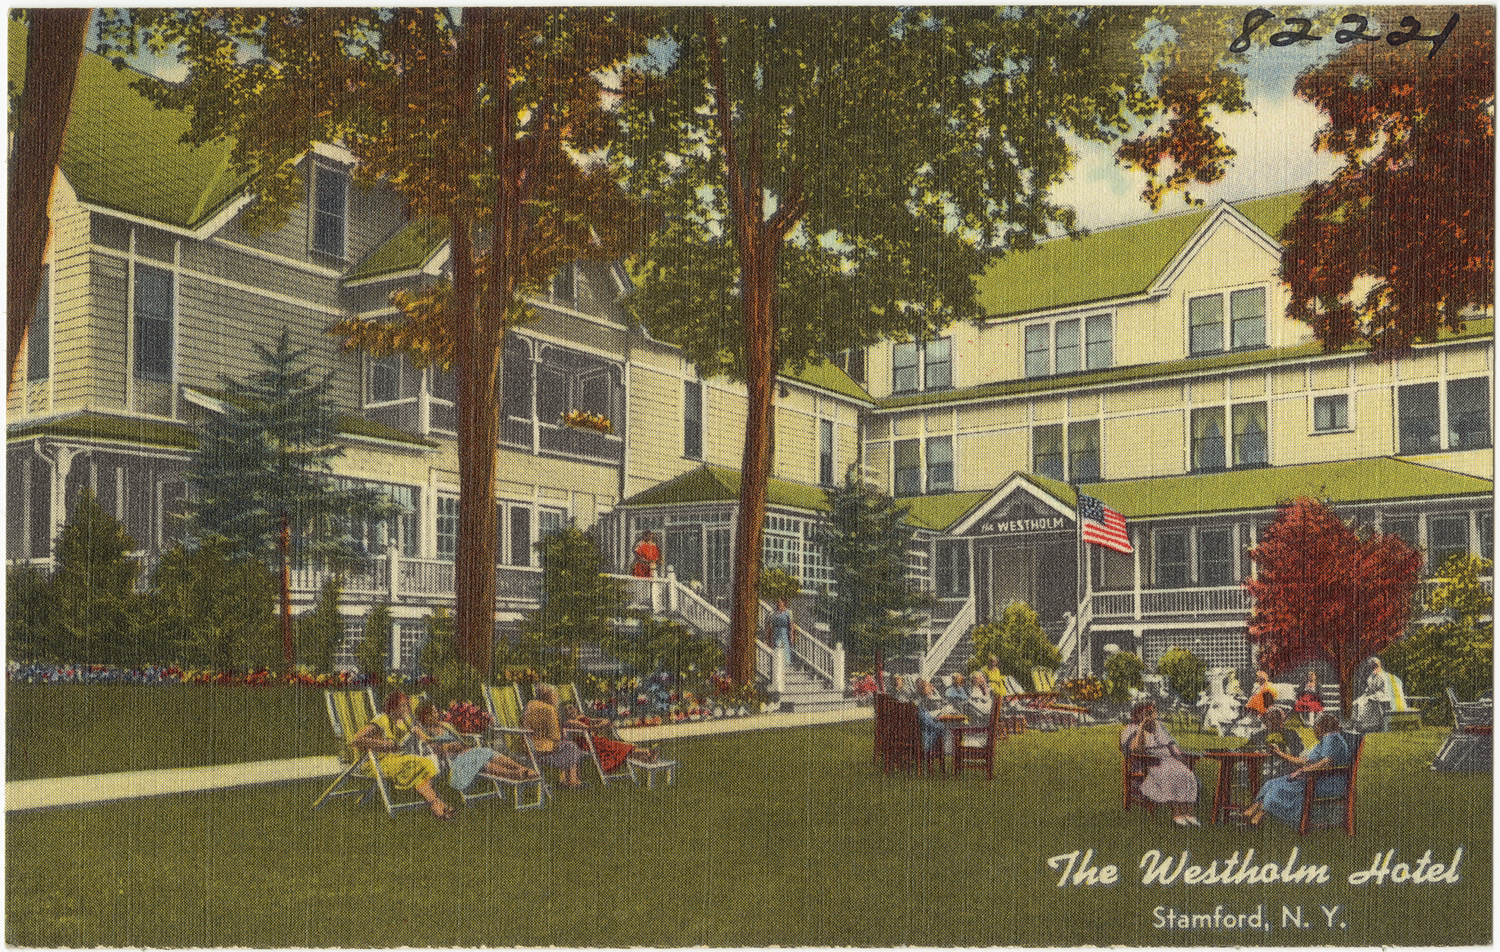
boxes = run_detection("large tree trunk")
[8,9,89,392]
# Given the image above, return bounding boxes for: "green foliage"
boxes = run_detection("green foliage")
[967,602,1059,691]
[1156,646,1208,705]
[615,616,724,682]
[357,603,394,684]
[417,606,485,707]
[812,470,928,667]
[1103,650,1145,702]
[187,329,393,571]
[146,539,278,672]
[1385,555,1494,724]
[293,574,345,674]
[48,489,144,664]
[760,567,802,607]
[517,522,626,676]
[6,564,55,661]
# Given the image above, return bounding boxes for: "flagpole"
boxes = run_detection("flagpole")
[1073,484,1085,678]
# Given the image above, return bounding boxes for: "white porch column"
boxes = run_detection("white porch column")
[387,544,401,602]
[833,642,845,692]
[666,565,679,614]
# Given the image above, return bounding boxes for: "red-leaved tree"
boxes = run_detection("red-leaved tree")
[1279,10,1495,358]
[1245,497,1423,714]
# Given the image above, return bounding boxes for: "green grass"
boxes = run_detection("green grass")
[5,692,1491,947]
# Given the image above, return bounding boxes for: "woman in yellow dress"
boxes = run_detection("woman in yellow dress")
[352,691,455,819]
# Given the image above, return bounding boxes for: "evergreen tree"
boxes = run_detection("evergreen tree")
[145,539,278,672]
[812,470,926,668]
[294,574,346,674]
[187,328,392,669]
[48,489,143,664]
[6,564,55,661]
[517,522,627,680]
[1385,554,1494,724]
[357,602,395,686]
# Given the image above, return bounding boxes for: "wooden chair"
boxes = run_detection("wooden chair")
[1123,753,1160,815]
[1299,732,1365,836]
[1432,687,1493,771]
[874,695,942,775]
[950,700,1003,780]
[313,688,430,818]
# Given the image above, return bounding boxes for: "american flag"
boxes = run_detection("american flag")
[1078,493,1133,554]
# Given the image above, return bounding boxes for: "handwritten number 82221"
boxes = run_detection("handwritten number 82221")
[1230,10,1460,59]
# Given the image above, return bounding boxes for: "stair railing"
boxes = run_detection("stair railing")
[919,594,977,682]
[757,599,839,687]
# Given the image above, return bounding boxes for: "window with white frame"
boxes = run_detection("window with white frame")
[436,496,459,560]
[891,337,951,393]
[1068,420,1101,483]
[1191,407,1226,472]
[1031,421,1100,482]
[1427,514,1470,569]
[934,539,969,597]
[1032,425,1064,481]
[1313,393,1349,432]
[1448,377,1491,450]
[311,163,349,258]
[26,265,49,381]
[925,436,953,493]
[894,439,922,495]
[1024,314,1112,378]
[819,418,835,486]
[1189,286,1266,355]
[134,264,174,382]
[685,380,704,460]
[1231,402,1268,467]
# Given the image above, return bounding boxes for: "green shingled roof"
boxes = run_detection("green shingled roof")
[975,192,1304,320]
[1082,458,1491,520]
[7,412,199,450]
[896,490,993,532]
[621,464,832,513]
[11,21,252,230]
[349,215,451,282]
[785,359,873,404]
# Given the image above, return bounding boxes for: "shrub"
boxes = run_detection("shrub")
[357,603,394,683]
[1156,646,1207,705]
[146,539,279,673]
[1062,676,1106,705]
[7,564,56,661]
[1104,650,1144,702]
[968,602,1060,691]
[294,574,345,673]
[1385,554,1493,724]
[49,490,145,665]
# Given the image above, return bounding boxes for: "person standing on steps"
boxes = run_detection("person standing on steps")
[767,598,794,667]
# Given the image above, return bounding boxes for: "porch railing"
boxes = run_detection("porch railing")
[1091,585,1251,619]
[918,594,976,682]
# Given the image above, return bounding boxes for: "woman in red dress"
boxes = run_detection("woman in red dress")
[631,530,661,578]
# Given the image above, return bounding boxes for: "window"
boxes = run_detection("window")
[1398,382,1440,454]
[926,436,953,493]
[1055,319,1080,374]
[1428,514,1469,569]
[1191,407,1226,472]
[924,337,952,390]
[133,264,174,381]
[1188,294,1225,354]
[819,419,834,485]
[509,505,532,567]
[1190,286,1267,355]
[833,347,866,385]
[26,265,49,381]
[892,338,950,393]
[1383,516,1418,548]
[311,163,348,258]
[370,354,403,403]
[1032,424,1064,481]
[893,342,920,393]
[1479,511,1493,561]
[1025,315,1111,377]
[1448,378,1490,450]
[1232,402,1268,467]
[1313,394,1349,432]
[935,539,969,598]
[1198,527,1234,585]
[1024,324,1050,378]
[1068,420,1100,484]
[1154,530,1190,587]
[436,496,459,560]
[706,525,732,585]
[1085,314,1113,370]
[1230,287,1266,349]
[501,338,533,420]
[684,380,704,460]
[538,508,566,542]
[552,263,575,304]
[894,439,922,495]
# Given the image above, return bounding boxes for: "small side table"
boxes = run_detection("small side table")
[1196,749,1269,824]
[627,757,678,788]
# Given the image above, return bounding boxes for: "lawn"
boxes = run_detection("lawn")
[5,688,1491,947]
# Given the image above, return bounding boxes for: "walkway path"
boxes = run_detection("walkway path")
[6,706,872,813]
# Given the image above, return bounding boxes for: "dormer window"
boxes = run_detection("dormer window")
[311,163,349,259]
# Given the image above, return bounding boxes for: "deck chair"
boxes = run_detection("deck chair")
[312,688,430,818]
[476,683,552,810]
[1431,687,1493,771]
[1123,753,1160,815]
[556,682,636,787]
[1299,732,1365,836]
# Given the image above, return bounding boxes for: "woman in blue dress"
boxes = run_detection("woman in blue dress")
[1241,712,1351,828]
[767,599,794,666]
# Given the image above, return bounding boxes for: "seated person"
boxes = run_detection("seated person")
[967,674,995,718]
[412,703,538,791]
[1352,658,1394,730]
[1121,701,1200,827]
[1295,669,1325,726]
[1241,706,1304,782]
[1240,713,1352,828]
[560,701,657,772]
[352,692,454,820]
[1245,669,1278,717]
[945,674,970,707]
[522,684,588,789]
